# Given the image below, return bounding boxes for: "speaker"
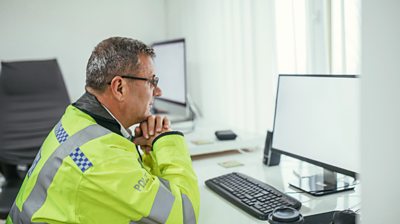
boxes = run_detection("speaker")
[263,130,281,166]
[268,207,304,224]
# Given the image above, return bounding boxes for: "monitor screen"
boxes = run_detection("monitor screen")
[151,39,189,121]
[152,39,186,105]
[271,74,360,195]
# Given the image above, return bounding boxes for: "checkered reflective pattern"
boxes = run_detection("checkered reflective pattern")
[28,150,41,177]
[55,122,69,144]
[69,147,93,172]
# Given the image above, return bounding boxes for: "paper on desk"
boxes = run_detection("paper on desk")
[218,160,244,168]
[191,139,214,145]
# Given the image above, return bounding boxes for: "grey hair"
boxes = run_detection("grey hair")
[86,37,155,91]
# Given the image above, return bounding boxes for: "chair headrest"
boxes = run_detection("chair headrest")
[0,59,64,95]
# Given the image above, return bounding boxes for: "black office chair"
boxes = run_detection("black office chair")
[0,59,70,219]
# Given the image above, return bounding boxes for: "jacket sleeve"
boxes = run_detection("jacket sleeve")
[142,131,200,224]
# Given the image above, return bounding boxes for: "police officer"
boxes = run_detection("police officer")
[7,37,199,224]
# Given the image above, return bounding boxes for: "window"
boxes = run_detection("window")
[275,0,361,74]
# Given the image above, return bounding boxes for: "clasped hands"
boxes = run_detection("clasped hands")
[133,115,171,153]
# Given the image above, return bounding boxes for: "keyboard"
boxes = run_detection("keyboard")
[205,172,302,220]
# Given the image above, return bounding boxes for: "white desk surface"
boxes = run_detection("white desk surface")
[192,148,361,224]
[173,119,264,156]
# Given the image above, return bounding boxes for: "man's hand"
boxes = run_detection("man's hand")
[133,115,171,153]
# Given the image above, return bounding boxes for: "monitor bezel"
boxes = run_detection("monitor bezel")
[151,38,188,107]
[271,74,359,178]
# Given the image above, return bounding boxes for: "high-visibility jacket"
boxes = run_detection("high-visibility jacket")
[7,105,200,224]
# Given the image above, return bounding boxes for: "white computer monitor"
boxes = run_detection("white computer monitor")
[271,74,360,196]
[151,39,190,122]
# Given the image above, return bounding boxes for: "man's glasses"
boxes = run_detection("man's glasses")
[108,75,159,88]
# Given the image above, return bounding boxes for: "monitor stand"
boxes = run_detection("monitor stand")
[289,169,355,196]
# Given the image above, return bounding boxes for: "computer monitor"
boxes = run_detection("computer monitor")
[271,74,360,196]
[151,38,190,122]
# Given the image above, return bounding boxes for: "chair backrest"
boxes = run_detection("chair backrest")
[0,59,70,165]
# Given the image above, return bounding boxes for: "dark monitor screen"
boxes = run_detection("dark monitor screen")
[271,74,360,195]
[151,39,189,121]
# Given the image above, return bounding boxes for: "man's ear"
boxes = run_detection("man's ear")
[109,77,125,101]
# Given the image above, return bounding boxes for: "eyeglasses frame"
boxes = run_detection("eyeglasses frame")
[108,75,159,88]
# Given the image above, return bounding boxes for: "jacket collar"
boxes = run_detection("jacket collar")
[73,91,124,137]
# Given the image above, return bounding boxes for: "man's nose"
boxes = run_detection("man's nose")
[153,86,162,97]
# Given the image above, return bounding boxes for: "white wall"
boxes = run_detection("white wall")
[0,0,166,101]
[361,0,400,223]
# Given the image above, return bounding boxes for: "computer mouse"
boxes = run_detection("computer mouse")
[331,210,357,224]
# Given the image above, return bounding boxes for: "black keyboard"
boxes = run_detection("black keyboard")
[205,172,302,220]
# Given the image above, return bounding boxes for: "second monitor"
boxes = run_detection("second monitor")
[151,38,191,122]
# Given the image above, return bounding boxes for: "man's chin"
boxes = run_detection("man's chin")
[143,111,152,119]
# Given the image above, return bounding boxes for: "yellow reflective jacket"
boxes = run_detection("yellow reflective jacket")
[7,105,200,224]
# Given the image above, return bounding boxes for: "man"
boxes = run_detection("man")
[7,37,200,224]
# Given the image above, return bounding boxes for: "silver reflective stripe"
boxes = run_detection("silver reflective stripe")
[9,201,46,224]
[158,177,171,191]
[133,178,175,224]
[9,123,111,224]
[182,194,196,224]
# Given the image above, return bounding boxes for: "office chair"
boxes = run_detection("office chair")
[0,59,70,219]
